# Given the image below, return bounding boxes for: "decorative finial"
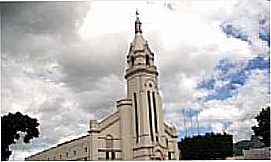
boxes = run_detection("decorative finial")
[135,9,142,34]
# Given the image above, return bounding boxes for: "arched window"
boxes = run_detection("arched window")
[106,135,113,148]
[146,55,150,65]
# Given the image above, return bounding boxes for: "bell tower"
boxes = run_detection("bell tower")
[125,11,167,159]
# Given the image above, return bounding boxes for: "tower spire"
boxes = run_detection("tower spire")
[135,9,142,34]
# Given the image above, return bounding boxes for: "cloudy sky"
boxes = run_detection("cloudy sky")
[1,0,270,160]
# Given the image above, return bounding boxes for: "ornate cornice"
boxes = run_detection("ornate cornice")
[125,66,158,79]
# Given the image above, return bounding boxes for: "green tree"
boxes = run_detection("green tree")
[178,132,233,160]
[1,112,40,161]
[252,106,270,147]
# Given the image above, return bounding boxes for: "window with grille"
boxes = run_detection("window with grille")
[105,135,116,160]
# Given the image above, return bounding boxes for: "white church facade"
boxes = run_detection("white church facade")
[26,13,179,161]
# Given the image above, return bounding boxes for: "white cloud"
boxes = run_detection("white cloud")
[197,69,269,141]
[162,0,269,141]
[2,0,269,160]
[211,122,225,133]
[199,106,241,122]
[226,119,258,142]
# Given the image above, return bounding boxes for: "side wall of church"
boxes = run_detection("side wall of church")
[26,112,123,161]
[25,135,90,161]
[89,112,122,160]
[96,119,122,160]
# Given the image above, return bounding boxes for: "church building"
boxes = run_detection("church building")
[25,12,179,161]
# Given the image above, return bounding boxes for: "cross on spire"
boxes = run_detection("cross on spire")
[136,9,139,16]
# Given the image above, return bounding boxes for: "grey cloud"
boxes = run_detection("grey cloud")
[1,2,89,38]
[1,2,90,61]
[58,33,128,92]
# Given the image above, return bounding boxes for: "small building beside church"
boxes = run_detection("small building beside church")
[25,12,179,161]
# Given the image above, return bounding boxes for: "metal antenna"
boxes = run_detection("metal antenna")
[189,109,193,136]
[196,111,200,136]
[182,109,187,137]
